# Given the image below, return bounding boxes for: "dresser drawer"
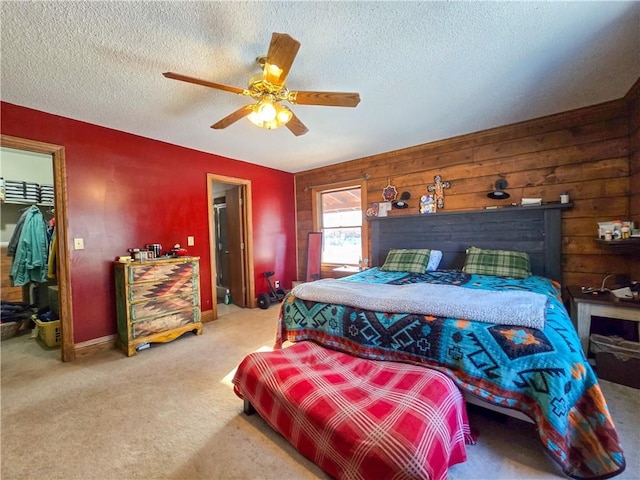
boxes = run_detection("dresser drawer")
[130,294,198,320]
[128,277,195,302]
[128,261,197,284]
[132,309,199,338]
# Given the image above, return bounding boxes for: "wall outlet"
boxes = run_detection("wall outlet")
[274,280,280,289]
[73,238,84,250]
[187,236,194,246]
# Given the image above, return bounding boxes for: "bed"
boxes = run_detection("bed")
[276,205,626,480]
[233,340,474,480]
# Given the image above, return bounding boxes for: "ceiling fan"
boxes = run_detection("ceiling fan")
[163,33,360,136]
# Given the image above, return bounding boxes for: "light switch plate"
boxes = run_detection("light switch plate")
[73,238,84,250]
[187,236,195,246]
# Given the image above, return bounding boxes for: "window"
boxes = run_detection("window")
[312,182,367,266]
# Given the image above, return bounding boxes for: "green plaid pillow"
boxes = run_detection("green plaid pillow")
[381,249,431,273]
[463,246,531,278]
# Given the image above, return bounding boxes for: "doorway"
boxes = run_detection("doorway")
[206,174,255,320]
[1,135,74,362]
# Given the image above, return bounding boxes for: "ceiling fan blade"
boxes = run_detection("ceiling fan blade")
[285,112,309,136]
[211,105,253,130]
[289,91,361,107]
[163,72,245,95]
[264,33,301,86]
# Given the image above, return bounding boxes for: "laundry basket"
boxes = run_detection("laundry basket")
[35,318,61,348]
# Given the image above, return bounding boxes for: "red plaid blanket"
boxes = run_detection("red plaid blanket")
[233,341,473,480]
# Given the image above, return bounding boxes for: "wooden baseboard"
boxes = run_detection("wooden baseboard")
[74,334,118,358]
[201,309,216,323]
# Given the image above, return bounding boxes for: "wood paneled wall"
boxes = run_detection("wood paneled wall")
[1,246,24,303]
[628,80,640,281]
[296,81,640,287]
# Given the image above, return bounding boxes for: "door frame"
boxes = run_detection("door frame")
[206,173,255,319]
[1,134,75,362]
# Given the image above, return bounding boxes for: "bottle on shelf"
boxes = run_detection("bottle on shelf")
[224,289,232,305]
[621,226,630,239]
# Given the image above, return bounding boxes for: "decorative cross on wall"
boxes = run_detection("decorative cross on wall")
[427,175,451,209]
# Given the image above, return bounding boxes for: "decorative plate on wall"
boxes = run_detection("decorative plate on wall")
[382,182,397,202]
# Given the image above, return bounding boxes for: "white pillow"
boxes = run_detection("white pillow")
[426,250,442,271]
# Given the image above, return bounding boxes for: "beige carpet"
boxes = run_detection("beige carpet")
[1,306,638,480]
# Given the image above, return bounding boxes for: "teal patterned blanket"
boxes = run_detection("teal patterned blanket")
[276,268,625,479]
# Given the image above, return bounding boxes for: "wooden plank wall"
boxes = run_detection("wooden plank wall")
[1,246,24,302]
[295,84,639,287]
[628,80,640,281]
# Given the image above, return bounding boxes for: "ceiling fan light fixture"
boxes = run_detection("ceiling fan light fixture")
[259,95,278,120]
[265,63,283,79]
[276,105,293,124]
[247,94,292,130]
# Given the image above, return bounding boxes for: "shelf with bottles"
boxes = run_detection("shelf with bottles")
[594,237,640,255]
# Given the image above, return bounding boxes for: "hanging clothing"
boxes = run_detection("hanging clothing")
[6,206,31,257]
[10,205,49,286]
[48,225,57,279]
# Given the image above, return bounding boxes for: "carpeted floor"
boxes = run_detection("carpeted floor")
[1,305,638,480]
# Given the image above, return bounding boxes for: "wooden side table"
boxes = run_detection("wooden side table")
[567,286,640,354]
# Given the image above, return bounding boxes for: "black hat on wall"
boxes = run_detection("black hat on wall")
[393,191,411,209]
[487,179,510,200]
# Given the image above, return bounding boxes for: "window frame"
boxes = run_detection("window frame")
[311,180,368,275]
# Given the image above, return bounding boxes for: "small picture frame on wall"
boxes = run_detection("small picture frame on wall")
[420,195,436,214]
[377,202,392,217]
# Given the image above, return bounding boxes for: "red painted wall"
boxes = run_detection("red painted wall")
[1,102,297,343]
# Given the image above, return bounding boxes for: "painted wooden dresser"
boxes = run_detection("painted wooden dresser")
[114,256,203,356]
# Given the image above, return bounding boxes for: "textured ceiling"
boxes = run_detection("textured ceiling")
[1,1,638,173]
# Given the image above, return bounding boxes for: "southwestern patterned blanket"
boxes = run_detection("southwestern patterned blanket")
[276,268,625,480]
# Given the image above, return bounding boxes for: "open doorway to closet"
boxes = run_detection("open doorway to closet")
[206,174,255,320]
[1,135,74,362]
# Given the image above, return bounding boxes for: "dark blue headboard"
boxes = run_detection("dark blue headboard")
[369,204,569,283]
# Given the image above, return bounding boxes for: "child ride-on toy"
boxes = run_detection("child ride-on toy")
[257,271,287,309]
